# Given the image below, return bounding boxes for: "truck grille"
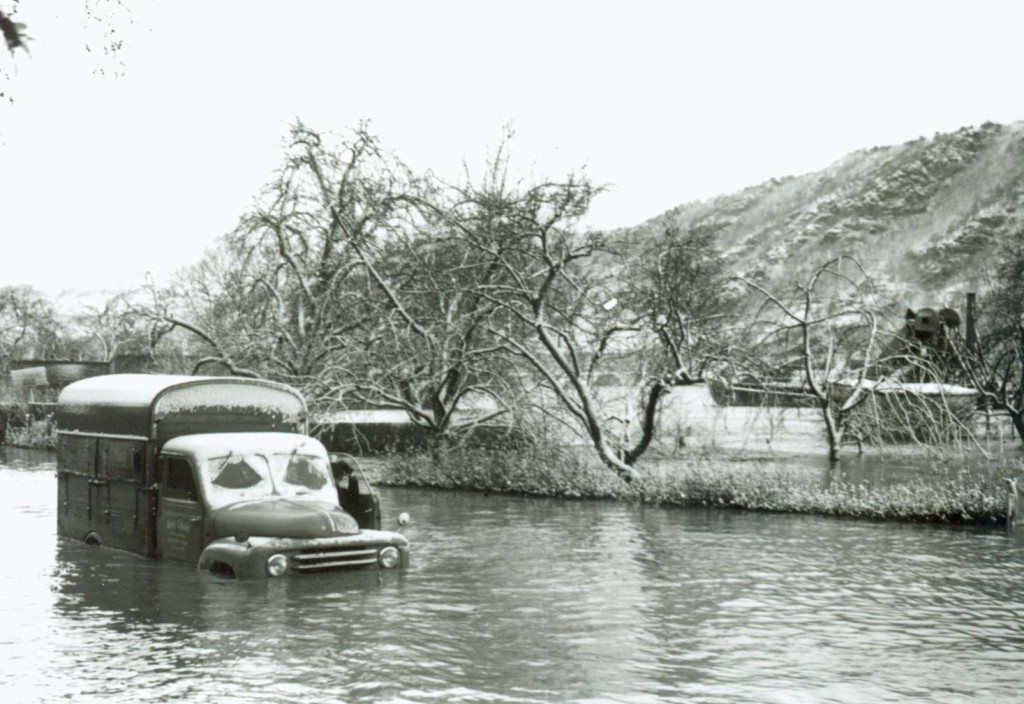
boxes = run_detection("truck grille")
[292,545,383,571]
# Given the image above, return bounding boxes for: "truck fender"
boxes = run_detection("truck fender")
[198,538,252,579]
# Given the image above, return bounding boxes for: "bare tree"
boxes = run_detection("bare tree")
[622,221,735,386]
[427,151,671,483]
[0,285,64,367]
[154,122,519,435]
[336,228,520,434]
[740,257,885,462]
[150,121,414,397]
[72,287,163,364]
[957,231,1024,441]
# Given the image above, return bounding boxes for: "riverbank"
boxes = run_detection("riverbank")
[4,384,1020,524]
[361,443,1022,526]
[328,384,1022,525]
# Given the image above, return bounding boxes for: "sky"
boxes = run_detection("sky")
[2,0,1024,305]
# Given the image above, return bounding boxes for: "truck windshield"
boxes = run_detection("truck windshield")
[200,451,337,509]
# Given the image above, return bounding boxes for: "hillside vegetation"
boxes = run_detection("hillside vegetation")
[625,121,1024,309]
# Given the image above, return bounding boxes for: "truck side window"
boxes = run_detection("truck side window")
[162,457,199,502]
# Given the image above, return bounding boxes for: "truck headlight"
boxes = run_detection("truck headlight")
[266,554,289,577]
[378,546,401,569]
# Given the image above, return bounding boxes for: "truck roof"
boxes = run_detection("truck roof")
[57,374,307,441]
[162,432,328,463]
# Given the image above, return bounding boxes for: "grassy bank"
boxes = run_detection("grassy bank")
[370,444,1021,525]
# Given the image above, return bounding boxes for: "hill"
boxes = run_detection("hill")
[624,121,1024,311]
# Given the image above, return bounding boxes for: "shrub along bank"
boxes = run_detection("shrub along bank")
[4,415,58,449]
[370,443,1021,525]
[0,398,57,450]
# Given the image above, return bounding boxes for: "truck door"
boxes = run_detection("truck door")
[330,455,381,530]
[156,455,204,564]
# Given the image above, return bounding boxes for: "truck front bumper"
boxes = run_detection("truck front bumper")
[198,529,410,579]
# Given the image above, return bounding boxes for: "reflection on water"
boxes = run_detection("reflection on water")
[2,447,1024,703]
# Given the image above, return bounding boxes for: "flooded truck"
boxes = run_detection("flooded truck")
[55,374,409,578]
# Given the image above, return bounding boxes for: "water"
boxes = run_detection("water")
[2,446,1023,703]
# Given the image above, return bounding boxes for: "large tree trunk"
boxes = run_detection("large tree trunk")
[822,403,843,464]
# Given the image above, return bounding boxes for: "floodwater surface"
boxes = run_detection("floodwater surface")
[1,446,1023,703]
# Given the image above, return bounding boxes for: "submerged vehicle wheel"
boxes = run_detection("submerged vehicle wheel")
[83,531,102,546]
[207,561,237,579]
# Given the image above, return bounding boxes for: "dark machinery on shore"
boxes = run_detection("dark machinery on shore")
[879,305,966,382]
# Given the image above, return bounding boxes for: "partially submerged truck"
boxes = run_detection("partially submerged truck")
[56,374,409,579]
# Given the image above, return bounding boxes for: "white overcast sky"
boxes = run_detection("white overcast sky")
[2,0,1023,303]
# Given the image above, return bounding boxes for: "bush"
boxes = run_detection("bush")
[633,458,1015,523]
[373,442,1021,525]
[381,443,627,499]
[3,414,57,449]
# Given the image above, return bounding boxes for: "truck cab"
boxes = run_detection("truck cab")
[56,374,409,578]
